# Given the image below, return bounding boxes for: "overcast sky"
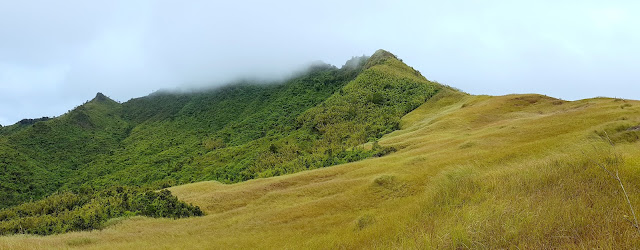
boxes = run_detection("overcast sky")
[1,0,639,125]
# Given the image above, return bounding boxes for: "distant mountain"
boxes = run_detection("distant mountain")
[0,50,446,211]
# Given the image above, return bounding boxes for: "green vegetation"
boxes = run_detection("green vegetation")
[0,94,131,209]
[0,50,443,234]
[0,187,202,235]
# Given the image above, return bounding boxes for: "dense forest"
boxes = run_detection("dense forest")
[0,50,445,234]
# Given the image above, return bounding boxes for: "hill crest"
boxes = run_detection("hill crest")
[91,92,115,103]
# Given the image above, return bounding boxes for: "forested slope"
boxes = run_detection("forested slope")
[0,50,445,231]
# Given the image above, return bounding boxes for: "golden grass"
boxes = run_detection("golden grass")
[2,92,640,249]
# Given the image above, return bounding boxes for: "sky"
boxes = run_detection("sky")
[1,0,639,126]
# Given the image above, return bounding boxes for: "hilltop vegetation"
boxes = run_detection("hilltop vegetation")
[0,50,444,234]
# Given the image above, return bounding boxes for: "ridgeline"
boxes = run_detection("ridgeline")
[0,50,446,235]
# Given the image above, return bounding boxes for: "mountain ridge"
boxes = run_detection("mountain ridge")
[0,49,444,211]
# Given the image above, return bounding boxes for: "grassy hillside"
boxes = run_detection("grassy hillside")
[2,90,639,248]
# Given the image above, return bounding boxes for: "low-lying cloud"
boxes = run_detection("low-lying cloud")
[1,0,639,125]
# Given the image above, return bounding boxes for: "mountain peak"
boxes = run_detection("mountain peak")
[94,92,108,101]
[372,49,397,59]
[91,92,115,103]
[364,49,399,69]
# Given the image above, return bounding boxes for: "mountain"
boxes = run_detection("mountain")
[0,50,448,234]
[2,50,639,248]
[2,50,443,202]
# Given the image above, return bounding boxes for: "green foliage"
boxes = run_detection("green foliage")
[0,94,131,209]
[0,50,444,233]
[0,187,202,236]
[0,141,58,209]
[299,51,438,145]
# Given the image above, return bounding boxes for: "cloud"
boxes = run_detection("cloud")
[1,0,639,125]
